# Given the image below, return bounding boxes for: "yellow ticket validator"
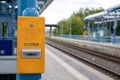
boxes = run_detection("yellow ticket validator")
[17,16,45,74]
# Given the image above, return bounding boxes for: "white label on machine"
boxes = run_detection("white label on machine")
[22,49,41,58]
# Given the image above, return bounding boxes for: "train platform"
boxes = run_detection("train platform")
[0,44,115,80]
[51,37,120,58]
[42,44,113,80]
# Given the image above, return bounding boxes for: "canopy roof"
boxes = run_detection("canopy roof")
[38,0,53,14]
[0,0,53,14]
[84,4,120,22]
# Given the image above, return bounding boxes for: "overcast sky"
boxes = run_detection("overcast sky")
[41,0,120,24]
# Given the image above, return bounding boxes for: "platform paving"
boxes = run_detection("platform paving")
[42,50,80,80]
[42,45,113,80]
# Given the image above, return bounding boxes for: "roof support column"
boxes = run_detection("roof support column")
[8,21,13,38]
[109,22,112,43]
[112,12,118,44]
[97,23,100,42]
[88,21,90,40]
[56,27,58,36]
[8,0,15,38]
[102,23,105,43]
[92,22,94,41]
[49,27,52,38]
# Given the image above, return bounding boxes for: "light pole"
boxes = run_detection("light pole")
[61,22,64,37]
[56,27,58,36]
[69,18,72,38]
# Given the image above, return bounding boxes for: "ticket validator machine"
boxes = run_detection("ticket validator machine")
[17,17,45,80]
[17,0,45,79]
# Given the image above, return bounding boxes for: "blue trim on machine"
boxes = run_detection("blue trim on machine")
[16,74,41,80]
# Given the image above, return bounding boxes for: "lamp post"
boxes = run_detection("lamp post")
[61,22,64,37]
[56,27,58,36]
[69,17,72,38]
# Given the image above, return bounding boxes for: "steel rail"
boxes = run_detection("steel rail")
[46,38,120,78]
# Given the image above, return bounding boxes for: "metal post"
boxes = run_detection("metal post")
[56,27,58,36]
[49,27,52,38]
[112,12,117,44]
[8,22,13,38]
[109,22,112,35]
[61,23,63,37]
[1,23,4,38]
[18,0,39,16]
[8,0,15,38]
[97,24,100,42]
[92,22,94,41]
[69,18,72,38]
[88,21,90,40]
[102,23,105,43]
[109,22,112,43]
[0,23,2,38]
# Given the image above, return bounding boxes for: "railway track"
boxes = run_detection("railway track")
[46,38,120,80]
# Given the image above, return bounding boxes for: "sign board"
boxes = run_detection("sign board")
[0,40,13,55]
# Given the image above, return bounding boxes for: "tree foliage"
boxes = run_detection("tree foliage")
[53,7,104,35]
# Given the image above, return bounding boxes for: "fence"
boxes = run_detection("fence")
[57,34,120,44]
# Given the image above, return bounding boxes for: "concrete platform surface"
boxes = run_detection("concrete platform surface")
[42,45,113,80]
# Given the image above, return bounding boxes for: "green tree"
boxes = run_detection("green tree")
[53,7,104,35]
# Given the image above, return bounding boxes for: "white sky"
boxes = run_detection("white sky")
[41,0,120,24]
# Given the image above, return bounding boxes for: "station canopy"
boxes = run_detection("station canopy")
[84,4,120,22]
[38,0,53,14]
[0,0,53,14]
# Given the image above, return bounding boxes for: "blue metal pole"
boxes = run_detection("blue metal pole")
[8,0,14,38]
[113,28,116,44]
[18,0,39,16]
[69,18,72,38]
[17,0,41,80]
[88,21,90,40]
[97,24,100,42]
[109,22,112,43]
[113,19,117,44]
[112,12,117,44]
[11,0,16,38]
[92,22,94,41]
[102,24,105,43]
[109,22,112,34]
[8,22,13,38]
[2,23,4,38]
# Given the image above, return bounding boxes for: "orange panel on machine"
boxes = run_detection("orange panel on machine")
[17,16,45,74]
